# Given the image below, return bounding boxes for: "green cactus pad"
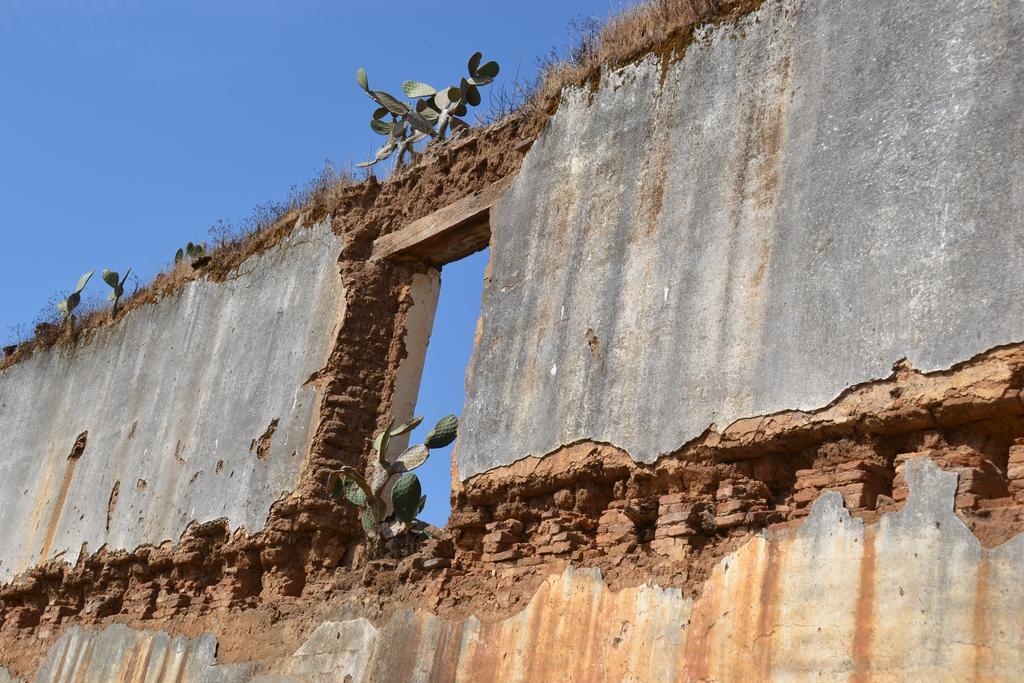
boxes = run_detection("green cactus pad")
[342,479,367,507]
[101,270,120,288]
[391,472,422,523]
[74,271,94,295]
[407,111,436,137]
[424,414,458,449]
[373,417,395,456]
[370,118,393,136]
[359,506,378,538]
[339,466,373,505]
[402,80,436,98]
[392,444,429,472]
[476,60,499,79]
[390,416,423,438]
[356,67,369,91]
[374,90,409,116]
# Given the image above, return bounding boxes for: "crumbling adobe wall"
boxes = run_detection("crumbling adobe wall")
[458,0,1024,479]
[1,0,1023,680]
[0,113,534,678]
[0,220,346,583]
[14,458,1024,681]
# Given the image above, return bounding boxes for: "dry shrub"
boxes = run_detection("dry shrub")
[4,0,751,370]
[2,163,356,370]
[537,0,723,100]
[484,0,729,124]
[205,162,356,269]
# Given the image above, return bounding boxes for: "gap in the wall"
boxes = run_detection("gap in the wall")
[409,247,490,527]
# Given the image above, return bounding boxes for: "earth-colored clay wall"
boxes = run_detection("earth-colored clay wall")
[458,0,1024,479]
[0,220,345,583]
[0,0,1022,680]
[11,458,1023,681]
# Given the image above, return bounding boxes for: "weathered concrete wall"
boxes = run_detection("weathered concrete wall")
[21,458,1024,681]
[0,220,345,583]
[458,0,1024,479]
[34,624,253,683]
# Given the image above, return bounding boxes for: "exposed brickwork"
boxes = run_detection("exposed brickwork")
[790,460,891,517]
[0,114,539,677]
[3,344,1024,678]
[1008,440,1024,503]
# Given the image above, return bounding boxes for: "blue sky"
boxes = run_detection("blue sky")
[0,0,624,526]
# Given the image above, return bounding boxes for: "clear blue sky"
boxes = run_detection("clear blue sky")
[0,0,626,526]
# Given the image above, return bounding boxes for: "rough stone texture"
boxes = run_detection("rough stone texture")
[458,0,1024,479]
[0,220,346,583]
[18,457,1024,681]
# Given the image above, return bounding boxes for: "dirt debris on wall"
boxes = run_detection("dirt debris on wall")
[2,339,1024,678]
[1,0,1022,678]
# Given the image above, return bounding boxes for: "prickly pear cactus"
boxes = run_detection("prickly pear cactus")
[356,54,499,167]
[391,444,430,472]
[176,242,206,265]
[391,472,422,524]
[101,267,131,317]
[360,506,379,538]
[342,479,367,507]
[57,270,95,323]
[424,414,458,449]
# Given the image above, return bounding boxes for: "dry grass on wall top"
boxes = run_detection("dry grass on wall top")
[1,0,766,373]
[523,0,759,110]
[0,164,360,372]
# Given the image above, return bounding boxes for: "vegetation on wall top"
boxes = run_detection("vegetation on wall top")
[355,52,499,168]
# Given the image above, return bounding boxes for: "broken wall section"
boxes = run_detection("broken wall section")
[16,459,1024,682]
[459,0,1024,479]
[0,219,346,583]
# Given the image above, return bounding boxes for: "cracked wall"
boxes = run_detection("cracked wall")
[458,0,1024,479]
[0,219,346,583]
[12,458,1024,681]
[0,0,1022,679]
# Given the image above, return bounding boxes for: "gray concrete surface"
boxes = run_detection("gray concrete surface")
[0,668,24,683]
[458,0,1024,478]
[0,220,345,583]
[35,624,254,682]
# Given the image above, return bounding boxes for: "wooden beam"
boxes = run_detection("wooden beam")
[371,176,514,266]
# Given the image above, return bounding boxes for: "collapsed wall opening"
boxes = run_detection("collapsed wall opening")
[403,248,490,527]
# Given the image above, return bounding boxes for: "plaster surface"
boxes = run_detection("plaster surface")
[0,220,345,582]
[458,0,1024,478]
[26,458,1024,681]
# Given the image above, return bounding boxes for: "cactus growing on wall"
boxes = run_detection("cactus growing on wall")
[329,413,457,542]
[101,268,131,317]
[355,53,499,168]
[174,242,206,266]
[56,271,94,324]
